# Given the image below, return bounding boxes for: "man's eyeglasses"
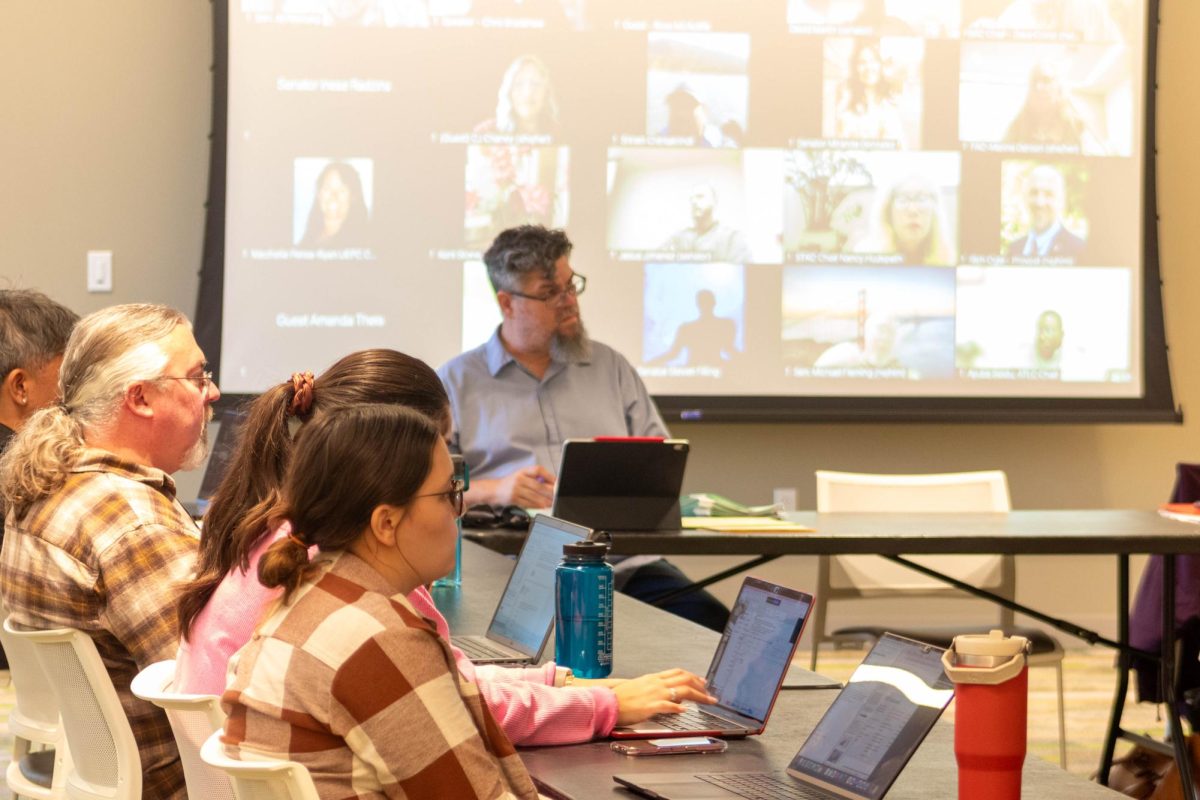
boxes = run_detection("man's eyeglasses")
[507,273,586,305]
[155,371,214,392]
[415,478,466,519]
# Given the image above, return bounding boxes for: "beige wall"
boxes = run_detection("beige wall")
[1,1,1197,641]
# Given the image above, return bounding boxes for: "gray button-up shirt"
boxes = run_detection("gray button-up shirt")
[438,328,668,481]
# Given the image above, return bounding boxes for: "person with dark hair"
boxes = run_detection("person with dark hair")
[1,304,220,800]
[220,404,539,798]
[0,289,78,535]
[831,39,906,146]
[175,348,711,745]
[439,225,731,632]
[297,160,371,248]
[1003,62,1087,148]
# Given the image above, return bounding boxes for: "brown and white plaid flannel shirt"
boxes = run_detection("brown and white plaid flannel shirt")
[222,551,539,800]
[1,448,199,800]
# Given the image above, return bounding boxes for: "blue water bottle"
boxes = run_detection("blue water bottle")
[433,455,468,589]
[555,541,613,678]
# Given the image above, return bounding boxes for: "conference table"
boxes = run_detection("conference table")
[437,539,1125,799]
[466,510,1200,799]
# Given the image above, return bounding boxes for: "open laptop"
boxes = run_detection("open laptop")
[611,577,812,739]
[551,438,689,531]
[451,514,591,665]
[614,633,954,800]
[181,408,246,519]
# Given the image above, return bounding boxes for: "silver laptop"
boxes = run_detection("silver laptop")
[614,633,954,800]
[451,514,591,665]
[611,577,812,739]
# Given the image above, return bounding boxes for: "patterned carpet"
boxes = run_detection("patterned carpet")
[0,648,1176,796]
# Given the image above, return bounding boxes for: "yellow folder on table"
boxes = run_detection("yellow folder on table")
[682,516,814,533]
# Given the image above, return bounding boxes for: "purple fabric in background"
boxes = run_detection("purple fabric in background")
[1129,463,1200,703]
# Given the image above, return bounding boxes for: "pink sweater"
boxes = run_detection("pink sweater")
[174,525,617,745]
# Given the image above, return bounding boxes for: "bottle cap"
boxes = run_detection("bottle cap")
[952,629,1028,658]
[562,541,609,558]
[941,630,1030,684]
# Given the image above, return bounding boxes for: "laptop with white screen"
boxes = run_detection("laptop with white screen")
[614,633,954,800]
[611,577,812,739]
[451,514,591,665]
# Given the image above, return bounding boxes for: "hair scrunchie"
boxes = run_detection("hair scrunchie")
[287,371,315,417]
[287,531,308,550]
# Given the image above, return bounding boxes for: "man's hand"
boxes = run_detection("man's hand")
[467,466,556,507]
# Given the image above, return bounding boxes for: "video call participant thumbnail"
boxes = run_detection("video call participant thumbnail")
[1004,163,1086,260]
[661,183,751,263]
[295,159,372,249]
[438,225,730,631]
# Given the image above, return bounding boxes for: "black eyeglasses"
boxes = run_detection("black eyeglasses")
[154,370,214,392]
[415,478,466,519]
[507,273,586,305]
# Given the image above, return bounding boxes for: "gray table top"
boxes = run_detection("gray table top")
[520,689,1122,800]
[467,509,1200,557]
[431,540,840,690]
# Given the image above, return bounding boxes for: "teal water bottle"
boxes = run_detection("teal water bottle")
[555,541,613,678]
[433,455,468,589]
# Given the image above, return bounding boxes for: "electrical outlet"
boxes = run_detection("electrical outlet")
[87,250,113,293]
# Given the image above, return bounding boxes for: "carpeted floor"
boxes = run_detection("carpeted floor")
[0,648,1178,796]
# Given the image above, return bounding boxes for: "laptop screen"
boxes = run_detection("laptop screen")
[486,515,589,655]
[704,578,812,722]
[191,409,247,517]
[786,634,954,800]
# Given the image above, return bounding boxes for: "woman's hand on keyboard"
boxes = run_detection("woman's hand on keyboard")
[612,668,716,725]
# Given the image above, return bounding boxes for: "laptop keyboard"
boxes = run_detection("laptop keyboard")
[454,637,522,662]
[651,706,739,731]
[697,773,831,800]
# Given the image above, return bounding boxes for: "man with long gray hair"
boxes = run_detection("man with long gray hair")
[0,303,220,800]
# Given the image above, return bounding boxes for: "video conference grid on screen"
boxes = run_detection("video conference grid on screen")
[222,0,1145,400]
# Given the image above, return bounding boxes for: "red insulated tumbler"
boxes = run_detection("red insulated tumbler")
[941,630,1030,800]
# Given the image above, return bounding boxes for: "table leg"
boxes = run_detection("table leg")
[1163,555,1198,800]
[1098,554,1130,784]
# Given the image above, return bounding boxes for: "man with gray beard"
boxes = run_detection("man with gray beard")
[438,225,729,631]
[0,304,219,800]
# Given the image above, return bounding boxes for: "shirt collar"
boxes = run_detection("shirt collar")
[484,325,591,379]
[1028,220,1063,257]
[71,448,178,498]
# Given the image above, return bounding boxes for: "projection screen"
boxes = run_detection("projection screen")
[197,0,1178,422]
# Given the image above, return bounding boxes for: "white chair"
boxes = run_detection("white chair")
[0,615,71,799]
[131,660,235,800]
[811,469,1068,766]
[200,730,320,800]
[2,620,141,800]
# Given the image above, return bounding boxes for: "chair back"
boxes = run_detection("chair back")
[200,731,320,800]
[131,659,235,800]
[3,620,141,800]
[815,469,1012,593]
[0,611,71,799]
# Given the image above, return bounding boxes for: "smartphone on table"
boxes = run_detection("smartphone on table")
[610,736,728,756]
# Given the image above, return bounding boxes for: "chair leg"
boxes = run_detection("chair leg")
[1055,661,1067,768]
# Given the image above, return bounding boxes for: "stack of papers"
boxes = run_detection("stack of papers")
[682,516,814,534]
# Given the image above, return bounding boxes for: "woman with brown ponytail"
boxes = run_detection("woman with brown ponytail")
[220,403,538,799]
[174,348,711,747]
